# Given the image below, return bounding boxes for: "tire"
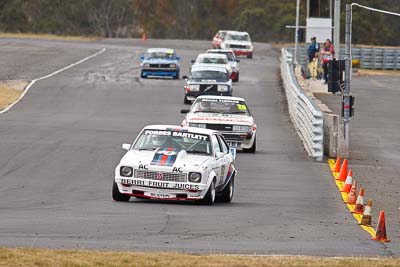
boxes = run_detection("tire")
[112,181,131,202]
[218,175,234,203]
[174,72,180,79]
[247,53,253,59]
[184,94,191,104]
[200,179,216,205]
[243,136,256,153]
[235,72,239,82]
[140,72,146,78]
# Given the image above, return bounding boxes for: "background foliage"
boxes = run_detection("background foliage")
[0,0,398,45]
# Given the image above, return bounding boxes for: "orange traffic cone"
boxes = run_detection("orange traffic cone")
[346,180,358,204]
[332,156,341,172]
[372,210,390,242]
[142,32,147,43]
[336,159,348,181]
[340,170,353,193]
[359,199,373,227]
[351,187,365,214]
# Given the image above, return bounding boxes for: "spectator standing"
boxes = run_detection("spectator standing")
[320,39,335,84]
[307,36,320,79]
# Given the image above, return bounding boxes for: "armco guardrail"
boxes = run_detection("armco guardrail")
[292,46,400,70]
[280,48,324,161]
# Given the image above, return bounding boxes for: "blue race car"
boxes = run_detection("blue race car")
[140,48,180,79]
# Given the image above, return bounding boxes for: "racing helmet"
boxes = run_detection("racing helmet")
[151,135,167,146]
[199,101,211,110]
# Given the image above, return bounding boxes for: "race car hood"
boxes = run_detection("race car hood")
[187,79,231,85]
[142,58,179,64]
[186,112,253,126]
[119,149,210,169]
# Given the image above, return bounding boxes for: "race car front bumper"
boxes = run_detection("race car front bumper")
[115,178,209,200]
[232,50,252,57]
[222,131,256,149]
[141,69,178,77]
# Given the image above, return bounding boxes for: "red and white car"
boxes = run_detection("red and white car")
[181,95,257,153]
[207,49,240,82]
[212,30,227,49]
[217,31,253,59]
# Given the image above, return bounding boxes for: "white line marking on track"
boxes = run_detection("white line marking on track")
[0,48,106,114]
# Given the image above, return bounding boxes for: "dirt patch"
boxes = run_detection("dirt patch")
[0,32,99,42]
[0,247,399,267]
[0,80,28,110]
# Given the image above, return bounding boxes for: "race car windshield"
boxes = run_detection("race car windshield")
[145,52,175,59]
[198,57,228,64]
[133,130,211,155]
[191,70,229,81]
[191,99,250,115]
[226,34,250,41]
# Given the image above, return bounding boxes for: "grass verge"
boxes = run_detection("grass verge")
[0,247,399,267]
[0,80,28,111]
[0,32,99,41]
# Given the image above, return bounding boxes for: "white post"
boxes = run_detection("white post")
[294,0,301,64]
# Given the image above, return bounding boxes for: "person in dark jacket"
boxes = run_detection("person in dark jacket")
[307,36,320,79]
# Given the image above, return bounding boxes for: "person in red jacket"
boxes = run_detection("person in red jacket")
[320,39,335,84]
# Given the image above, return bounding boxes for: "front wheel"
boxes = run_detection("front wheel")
[218,175,234,203]
[235,72,239,82]
[243,136,256,153]
[200,179,216,205]
[184,94,191,104]
[174,72,180,79]
[247,53,253,59]
[112,181,131,202]
[140,72,146,78]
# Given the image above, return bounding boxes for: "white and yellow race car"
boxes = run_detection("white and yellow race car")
[181,95,257,153]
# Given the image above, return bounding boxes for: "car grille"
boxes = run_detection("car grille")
[199,84,218,92]
[134,170,187,182]
[230,44,247,49]
[206,124,233,131]
[149,64,171,68]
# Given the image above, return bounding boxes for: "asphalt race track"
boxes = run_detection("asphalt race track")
[0,38,395,256]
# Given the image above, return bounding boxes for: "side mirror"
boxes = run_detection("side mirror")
[180,109,190,114]
[229,147,237,159]
[122,143,131,150]
[182,75,188,79]
[190,60,195,64]
[139,55,144,61]
[215,152,225,159]
[176,56,181,60]
[236,59,240,62]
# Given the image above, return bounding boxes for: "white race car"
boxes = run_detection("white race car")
[113,125,237,205]
[191,53,232,76]
[181,96,257,153]
[207,49,240,82]
[220,31,253,59]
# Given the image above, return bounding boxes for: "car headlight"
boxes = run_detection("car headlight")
[143,63,150,68]
[120,166,133,177]
[189,84,200,91]
[217,85,229,92]
[232,125,250,132]
[189,172,202,183]
[189,123,206,128]
[170,63,176,68]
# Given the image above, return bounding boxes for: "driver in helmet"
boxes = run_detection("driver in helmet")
[151,135,168,147]
[199,100,212,112]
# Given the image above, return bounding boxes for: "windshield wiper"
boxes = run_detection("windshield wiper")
[138,147,158,151]
[194,110,222,113]
[225,111,247,114]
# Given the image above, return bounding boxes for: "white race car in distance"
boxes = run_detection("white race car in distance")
[191,53,232,76]
[113,125,237,205]
[220,31,253,59]
[181,96,257,153]
[207,49,240,82]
